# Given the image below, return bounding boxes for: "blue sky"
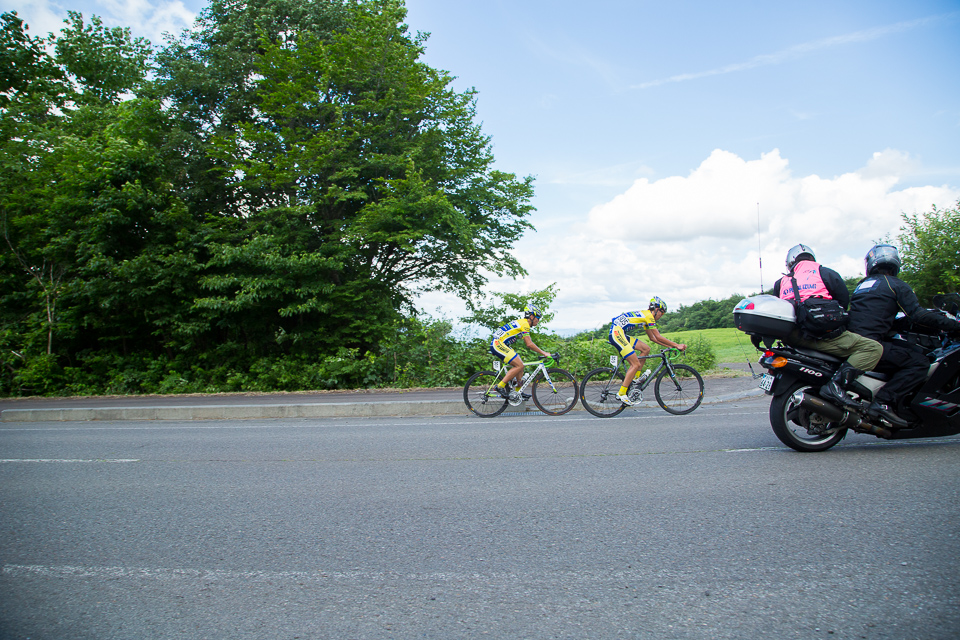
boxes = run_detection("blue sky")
[7,0,960,332]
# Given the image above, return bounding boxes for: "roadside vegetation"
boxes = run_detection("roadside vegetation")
[1,2,956,397]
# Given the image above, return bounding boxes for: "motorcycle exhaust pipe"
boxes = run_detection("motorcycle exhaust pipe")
[792,391,892,439]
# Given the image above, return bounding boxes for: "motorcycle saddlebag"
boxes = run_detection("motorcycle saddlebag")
[733,295,796,338]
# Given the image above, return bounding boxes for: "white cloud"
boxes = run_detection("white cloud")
[96,0,195,44]
[3,0,196,45]
[5,0,68,37]
[632,12,958,90]
[507,148,960,330]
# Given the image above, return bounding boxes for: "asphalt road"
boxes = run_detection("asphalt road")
[2,396,959,639]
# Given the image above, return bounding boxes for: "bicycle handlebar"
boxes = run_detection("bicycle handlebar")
[521,353,560,367]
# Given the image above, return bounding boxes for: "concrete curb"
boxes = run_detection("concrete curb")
[2,399,470,422]
[1,388,766,423]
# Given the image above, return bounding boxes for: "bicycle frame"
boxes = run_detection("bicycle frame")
[579,347,704,417]
[609,349,679,391]
[465,355,578,418]
[490,357,559,394]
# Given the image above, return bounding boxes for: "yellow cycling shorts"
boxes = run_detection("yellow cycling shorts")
[490,339,519,365]
[608,326,639,358]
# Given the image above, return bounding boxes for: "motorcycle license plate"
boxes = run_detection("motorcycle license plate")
[759,374,775,391]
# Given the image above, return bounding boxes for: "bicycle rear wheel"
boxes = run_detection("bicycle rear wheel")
[579,367,626,417]
[654,364,704,415]
[464,371,508,418]
[532,368,578,415]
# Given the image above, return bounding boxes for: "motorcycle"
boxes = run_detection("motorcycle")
[733,293,960,452]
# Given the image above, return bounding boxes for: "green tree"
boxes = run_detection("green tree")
[0,11,67,118]
[1,1,538,396]
[55,12,152,104]
[897,201,960,305]
[190,0,534,352]
[1,11,196,392]
[152,0,350,220]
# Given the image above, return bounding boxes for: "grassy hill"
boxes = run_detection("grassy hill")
[660,327,762,365]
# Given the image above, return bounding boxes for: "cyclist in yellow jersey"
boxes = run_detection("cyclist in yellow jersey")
[608,296,687,406]
[490,304,554,399]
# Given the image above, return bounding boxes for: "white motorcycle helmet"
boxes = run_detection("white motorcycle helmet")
[785,244,816,271]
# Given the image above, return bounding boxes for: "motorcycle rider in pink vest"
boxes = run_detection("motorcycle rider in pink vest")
[773,244,884,414]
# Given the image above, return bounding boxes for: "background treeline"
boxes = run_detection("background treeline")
[653,277,867,333]
[2,1,957,397]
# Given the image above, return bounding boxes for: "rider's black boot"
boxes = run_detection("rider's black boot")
[867,400,908,428]
[820,362,863,409]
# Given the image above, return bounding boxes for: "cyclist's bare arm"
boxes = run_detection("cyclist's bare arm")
[522,334,552,358]
[645,328,686,351]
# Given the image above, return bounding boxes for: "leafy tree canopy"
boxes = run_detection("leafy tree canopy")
[897,200,960,305]
[459,284,558,331]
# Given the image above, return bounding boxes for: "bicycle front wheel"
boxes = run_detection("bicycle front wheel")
[532,368,578,416]
[464,371,508,418]
[579,367,626,417]
[654,364,704,415]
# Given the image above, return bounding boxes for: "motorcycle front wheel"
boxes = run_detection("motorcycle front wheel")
[769,381,847,452]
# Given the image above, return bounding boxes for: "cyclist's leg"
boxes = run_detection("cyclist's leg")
[621,352,642,393]
[632,338,652,380]
[490,341,523,389]
[609,327,641,396]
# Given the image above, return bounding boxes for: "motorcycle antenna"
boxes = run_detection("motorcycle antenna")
[756,202,763,293]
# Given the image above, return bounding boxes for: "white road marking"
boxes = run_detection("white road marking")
[0,458,139,463]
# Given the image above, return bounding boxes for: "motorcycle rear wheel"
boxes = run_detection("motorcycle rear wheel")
[770,381,847,452]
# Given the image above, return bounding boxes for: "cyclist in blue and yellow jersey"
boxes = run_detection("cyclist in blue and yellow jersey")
[608,297,687,406]
[490,304,555,399]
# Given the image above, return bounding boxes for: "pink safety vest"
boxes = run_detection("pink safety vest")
[779,260,832,301]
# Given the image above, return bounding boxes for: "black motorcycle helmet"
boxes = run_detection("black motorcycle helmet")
[864,244,901,277]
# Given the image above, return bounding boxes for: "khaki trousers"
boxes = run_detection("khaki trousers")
[790,330,883,371]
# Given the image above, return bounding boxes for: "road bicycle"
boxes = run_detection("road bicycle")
[463,355,579,418]
[579,347,704,417]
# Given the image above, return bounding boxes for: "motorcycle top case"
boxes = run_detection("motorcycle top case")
[733,295,796,338]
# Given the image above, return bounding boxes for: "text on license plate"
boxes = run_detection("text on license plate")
[759,374,774,391]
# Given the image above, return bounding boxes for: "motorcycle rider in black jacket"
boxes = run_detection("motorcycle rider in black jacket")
[848,244,960,426]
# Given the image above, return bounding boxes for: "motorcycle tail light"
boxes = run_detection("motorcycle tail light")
[770,357,788,368]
